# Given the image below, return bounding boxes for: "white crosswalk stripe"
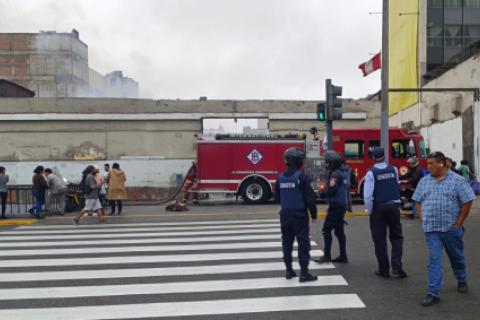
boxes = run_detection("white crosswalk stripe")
[0,218,365,319]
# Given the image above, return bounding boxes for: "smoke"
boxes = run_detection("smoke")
[0,0,382,100]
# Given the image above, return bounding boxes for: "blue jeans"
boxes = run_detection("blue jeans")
[30,191,44,217]
[425,227,467,297]
[412,200,416,216]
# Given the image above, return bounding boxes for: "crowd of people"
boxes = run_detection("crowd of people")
[0,163,127,221]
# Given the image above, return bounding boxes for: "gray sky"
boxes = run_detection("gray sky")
[0,0,382,100]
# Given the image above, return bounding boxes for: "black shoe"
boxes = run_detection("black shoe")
[285,270,297,280]
[28,208,35,216]
[392,270,408,279]
[299,273,318,283]
[422,294,440,307]
[375,270,390,278]
[457,282,468,293]
[332,256,349,264]
[313,255,332,263]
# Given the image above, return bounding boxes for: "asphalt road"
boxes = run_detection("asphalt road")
[0,201,479,320]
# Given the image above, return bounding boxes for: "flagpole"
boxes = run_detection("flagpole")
[381,0,389,163]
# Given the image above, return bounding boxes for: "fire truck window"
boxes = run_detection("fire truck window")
[344,141,364,159]
[368,140,380,158]
[391,140,416,158]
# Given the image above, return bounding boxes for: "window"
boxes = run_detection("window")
[428,0,444,8]
[445,0,461,7]
[466,0,480,8]
[445,24,462,37]
[391,140,416,159]
[368,140,380,158]
[464,25,480,37]
[344,141,364,159]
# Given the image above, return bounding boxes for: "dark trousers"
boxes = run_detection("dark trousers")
[322,205,347,258]
[280,213,311,273]
[369,203,404,273]
[110,200,122,214]
[0,192,7,216]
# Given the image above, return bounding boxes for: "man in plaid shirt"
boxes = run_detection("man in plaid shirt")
[412,151,476,307]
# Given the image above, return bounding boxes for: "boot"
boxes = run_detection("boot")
[299,270,318,283]
[285,269,297,280]
[313,255,332,263]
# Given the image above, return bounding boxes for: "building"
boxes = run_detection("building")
[0,79,35,97]
[426,0,480,74]
[0,30,139,98]
[388,1,480,175]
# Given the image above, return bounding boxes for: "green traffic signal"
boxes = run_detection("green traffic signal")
[316,103,326,121]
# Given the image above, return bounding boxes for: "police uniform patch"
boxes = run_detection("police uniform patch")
[329,178,337,187]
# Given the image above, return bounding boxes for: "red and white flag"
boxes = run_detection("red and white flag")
[358,52,381,77]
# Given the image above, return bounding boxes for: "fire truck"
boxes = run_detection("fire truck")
[194,134,324,204]
[329,128,428,196]
[192,128,427,204]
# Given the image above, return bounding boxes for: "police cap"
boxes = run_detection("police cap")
[372,147,385,159]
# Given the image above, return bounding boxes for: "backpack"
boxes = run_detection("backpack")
[79,175,92,195]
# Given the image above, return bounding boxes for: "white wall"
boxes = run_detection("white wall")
[1,159,193,187]
[420,117,463,163]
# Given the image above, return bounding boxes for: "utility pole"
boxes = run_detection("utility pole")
[326,79,333,150]
[381,0,389,163]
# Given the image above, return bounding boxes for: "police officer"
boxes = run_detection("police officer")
[275,147,318,282]
[364,147,407,278]
[314,150,349,264]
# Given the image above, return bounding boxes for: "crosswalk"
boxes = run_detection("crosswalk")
[0,218,365,319]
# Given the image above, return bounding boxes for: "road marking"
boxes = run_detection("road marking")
[0,219,37,226]
[0,276,347,300]
[0,261,335,282]
[0,294,365,319]
[0,227,280,241]
[3,223,280,235]
[0,234,284,248]
[16,219,279,229]
[0,250,324,268]
[0,241,316,257]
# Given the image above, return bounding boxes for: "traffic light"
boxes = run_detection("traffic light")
[326,79,343,120]
[316,102,327,121]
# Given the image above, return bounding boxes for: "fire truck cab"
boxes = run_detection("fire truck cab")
[330,128,428,196]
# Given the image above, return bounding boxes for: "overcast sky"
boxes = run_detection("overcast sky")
[0,0,382,100]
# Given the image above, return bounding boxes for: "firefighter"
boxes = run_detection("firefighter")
[275,147,318,282]
[314,150,349,264]
[400,156,424,219]
[181,161,199,205]
[364,147,407,278]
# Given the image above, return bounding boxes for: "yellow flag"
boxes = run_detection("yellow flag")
[388,0,419,115]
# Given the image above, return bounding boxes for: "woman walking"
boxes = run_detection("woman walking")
[107,163,127,215]
[29,165,47,219]
[0,166,9,219]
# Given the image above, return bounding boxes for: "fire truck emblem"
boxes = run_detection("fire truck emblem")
[247,149,263,165]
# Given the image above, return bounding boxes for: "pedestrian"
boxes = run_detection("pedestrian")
[446,158,461,175]
[0,166,9,219]
[92,165,106,208]
[100,163,110,207]
[44,168,67,215]
[181,161,199,205]
[275,147,318,282]
[364,147,407,279]
[73,165,105,225]
[400,157,424,219]
[412,151,476,307]
[340,159,356,213]
[314,150,349,264]
[459,160,474,182]
[28,165,47,219]
[106,162,127,215]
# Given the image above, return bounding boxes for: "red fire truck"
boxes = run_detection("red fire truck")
[330,128,428,196]
[192,128,427,204]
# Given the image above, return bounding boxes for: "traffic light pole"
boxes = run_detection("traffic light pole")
[325,79,333,150]
[381,0,389,163]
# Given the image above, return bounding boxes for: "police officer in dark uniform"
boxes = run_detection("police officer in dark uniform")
[364,147,407,278]
[275,147,318,282]
[314,150,349,264]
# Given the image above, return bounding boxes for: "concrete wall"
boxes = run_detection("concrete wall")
[0,97,380,199]
[420,117,463,163]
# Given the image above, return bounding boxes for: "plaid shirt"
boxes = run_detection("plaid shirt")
[412,170,476,232]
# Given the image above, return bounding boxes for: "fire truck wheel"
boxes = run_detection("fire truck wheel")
[241,179,271,204]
